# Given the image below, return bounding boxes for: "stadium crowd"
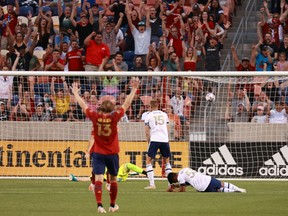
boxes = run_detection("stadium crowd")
[1,0,288,126]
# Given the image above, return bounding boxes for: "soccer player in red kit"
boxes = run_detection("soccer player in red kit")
[71,78,140,213]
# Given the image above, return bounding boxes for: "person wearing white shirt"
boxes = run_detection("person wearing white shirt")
[144,99,172,189]
[167,167,246,193]
[0,75,13,101]
[269,102,287,123]
[251,105,268,123]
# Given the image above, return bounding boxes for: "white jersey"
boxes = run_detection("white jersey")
[178,168,211,192]
[269,109,287,123]
[144,110,169,142]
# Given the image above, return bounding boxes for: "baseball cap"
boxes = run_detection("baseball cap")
[193,4,200,9]
[36,102,44,107]
[242,57,249,62]
[138,21,146,26]
[257,105,264,111]
[237,102,245,107]
[0,101,5,105]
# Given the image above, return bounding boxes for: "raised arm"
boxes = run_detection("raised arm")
[122,78,140,112]
[58,0,63,17]
[230,44,240,67]
[71,82,89,112]
[84,31,96,46]
[125,0,135,32]
[70,1,78,27]
[114,12,124,34]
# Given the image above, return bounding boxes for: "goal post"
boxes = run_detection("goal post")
[1,71,288,179]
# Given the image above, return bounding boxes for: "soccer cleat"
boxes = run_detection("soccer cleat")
[108,204,119,213]
[69,174,78,182]
[238,188,247,193]
[97,206,107,213]
[105,183,111,191]
[88,183,95,192]
[144,185,156,190]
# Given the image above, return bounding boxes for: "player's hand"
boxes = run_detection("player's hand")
[130,77,140,89]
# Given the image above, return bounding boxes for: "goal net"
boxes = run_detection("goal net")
[1,71,288,179]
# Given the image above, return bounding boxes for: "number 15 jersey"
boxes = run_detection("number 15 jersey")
[86,107,124,155]
[145,110,169,142]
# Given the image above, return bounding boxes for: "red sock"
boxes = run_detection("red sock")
[94,181,103,207]
[109,181,118,206]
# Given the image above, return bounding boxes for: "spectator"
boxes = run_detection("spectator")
[268,101,287,123]
[1,0,19,50]
[275,52,288,71]
[166,105,181,141]
[129,89,144,121]
[227,87,251,114]
[204,36,223,71]
[131,56,147,71]
[149,4,162,46]
[51,76,70,120]
[66,40,84,82]
[252,91,274,113]
[62,103,85,122]
[70,3,94,48]
[116,102,129,122]
[225,102,250,122]
[170,86,190,139]
[57,0,74,36]
[126,1,151,61]
[206,0,225,27]
[255,45,273,71]
[0,73,13,103]
[105,51,129,92]
[0,100,10,121]
[231,44,256,71]
[44,49,65,71]
[99,12,124,57]
[30,102,52,121]
[251,105,268,123]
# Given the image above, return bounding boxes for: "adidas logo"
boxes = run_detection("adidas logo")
[198,145,243,176]
[259,145,288,176]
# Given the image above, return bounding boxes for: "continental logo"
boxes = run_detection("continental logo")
[0,141,189,176]
[259,145,288,176]
[198,145,243,176]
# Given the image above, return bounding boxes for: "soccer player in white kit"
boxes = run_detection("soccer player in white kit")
[167,168,246,193]
[144,99,172,189]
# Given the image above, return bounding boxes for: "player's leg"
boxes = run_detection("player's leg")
[145,142,158,189]
[126,162,147,176]
[221,181,247,193]
[91,153,106,213]
[204,177,234,192]
[106,154,120,212]
[160,142,172,177]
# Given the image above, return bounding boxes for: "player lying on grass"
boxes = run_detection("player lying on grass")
[69,163,147,190]
[167,168,247,193]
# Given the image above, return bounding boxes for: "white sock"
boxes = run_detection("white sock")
[224,182,241,191]
[146,164,155,186]
[220,187,235,193]
[165,163,172,176]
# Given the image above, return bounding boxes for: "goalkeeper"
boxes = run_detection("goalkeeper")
[69,163,147,183]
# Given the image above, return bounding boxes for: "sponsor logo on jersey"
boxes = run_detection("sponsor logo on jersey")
[198,145,243,176]
[259,145,288,176]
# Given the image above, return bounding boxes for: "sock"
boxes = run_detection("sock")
[224,182,241,192]
[165,163,172,176]
[220,187,235,193]
[94,181,103,207]
[146,163,155,186]
[109,182,118,207]
[142,170,147,176]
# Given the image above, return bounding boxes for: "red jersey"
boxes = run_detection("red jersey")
[66,49,84,71]
[2,12,18,36]
[167,33,183,58]
[86,40,110,66]
[86,107,124,155]
[184,61,196,71]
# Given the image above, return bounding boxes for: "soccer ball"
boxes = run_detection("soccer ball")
[205,93,216,102]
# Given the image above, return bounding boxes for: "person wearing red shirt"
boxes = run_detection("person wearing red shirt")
[71,78,140,213]
[1,0,19,49]
[66,40,84,71]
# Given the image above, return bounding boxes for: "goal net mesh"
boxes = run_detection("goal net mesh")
[0,72,288,179]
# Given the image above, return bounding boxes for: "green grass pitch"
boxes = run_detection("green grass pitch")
[0,179,288,216]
